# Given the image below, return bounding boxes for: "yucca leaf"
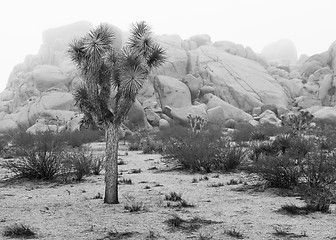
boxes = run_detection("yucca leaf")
[121,46,144,70]
[68,38,85,67]
[73,84,94,112]
[146,44,166,69]
[81,24,115,72]
[128,21,153,57]
[120,64,147,100]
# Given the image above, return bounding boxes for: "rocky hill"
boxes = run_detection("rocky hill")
[0,21,335,133]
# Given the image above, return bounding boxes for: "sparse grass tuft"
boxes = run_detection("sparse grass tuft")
[91,155,104,175]
[198,233,213,240]
[118,178,132,185]
[3,223,36,238]
[179,199,195,208]
[165,192,182,201]
[146,230,157,239]
[102,228,139,240]
[117,159,126,165]
[272,226,308,238]
[199,176,209,181]
[129,168,142,174]
[124,202,144,212]
[165,214,185,229]
[280,204,309,215]
[93,192,103,199]
[208,182,225,188]
[192,177,198,183]
[227,179,242,185]
[165,214,221,233]
[225,228,244,239]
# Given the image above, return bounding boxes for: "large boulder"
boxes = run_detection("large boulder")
[207,106,226,124]
[188,45,289,112]
[189,34,211,47]
[181,74,203,100]
[200,93,253,122]
[153,35,188,78]
[125,99,149,129]
[154,75,191,108]
[163,104,208,125]
[258,110,281,127]
[32,65,71,92]
[0,119,18,133]
[313,107,336,126]
[261,39,298,65]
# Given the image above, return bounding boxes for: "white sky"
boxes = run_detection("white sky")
[0,0,335,92]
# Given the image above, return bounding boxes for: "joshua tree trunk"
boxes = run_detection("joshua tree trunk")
[104,122,120,204]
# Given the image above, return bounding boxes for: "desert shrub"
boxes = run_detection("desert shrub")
[281,186,334,214]
[231,123,254,142]
[126,131,143,151]
[161,123,240,172]
[1,131,65,180]
[212,145,245,171]
[301,152,336,188]
[255,123,290,138]
[232,123,290,143]
[59,129,104,148]
[281,110,314,134]
[0,136,10,157]
[141,135,164,154]
[66,147,93,181]
[126,130,163,154]
[248,154,301,189]
[3,223,36,238]
[249,141,277,162]
[91,155,104,175]
[272,133,292,154]
[161,126,214,172]
[301,186,333,213]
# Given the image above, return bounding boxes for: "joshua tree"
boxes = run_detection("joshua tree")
[68,22,165,203]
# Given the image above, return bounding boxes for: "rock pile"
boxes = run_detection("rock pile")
[0,21,335,133]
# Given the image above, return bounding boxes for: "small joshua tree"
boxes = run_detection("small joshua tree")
[187,115,206,134]
[69,22,165,204]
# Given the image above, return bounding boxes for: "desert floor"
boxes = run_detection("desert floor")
[0,142,335,240]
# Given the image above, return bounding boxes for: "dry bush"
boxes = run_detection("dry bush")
[1,131,65,180]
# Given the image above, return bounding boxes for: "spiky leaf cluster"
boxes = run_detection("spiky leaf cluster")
[68,21,166,127]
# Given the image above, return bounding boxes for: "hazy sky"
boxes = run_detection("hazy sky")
[0,0,335,92]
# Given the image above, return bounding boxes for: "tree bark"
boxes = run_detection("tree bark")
[104,122,120,204]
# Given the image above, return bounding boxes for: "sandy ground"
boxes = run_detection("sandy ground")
[0,142,336,240]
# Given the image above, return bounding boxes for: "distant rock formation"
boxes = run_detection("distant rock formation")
[261,39,298,66]
[0,21,336,133]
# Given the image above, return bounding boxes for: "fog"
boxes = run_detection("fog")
[1,0,335,91]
